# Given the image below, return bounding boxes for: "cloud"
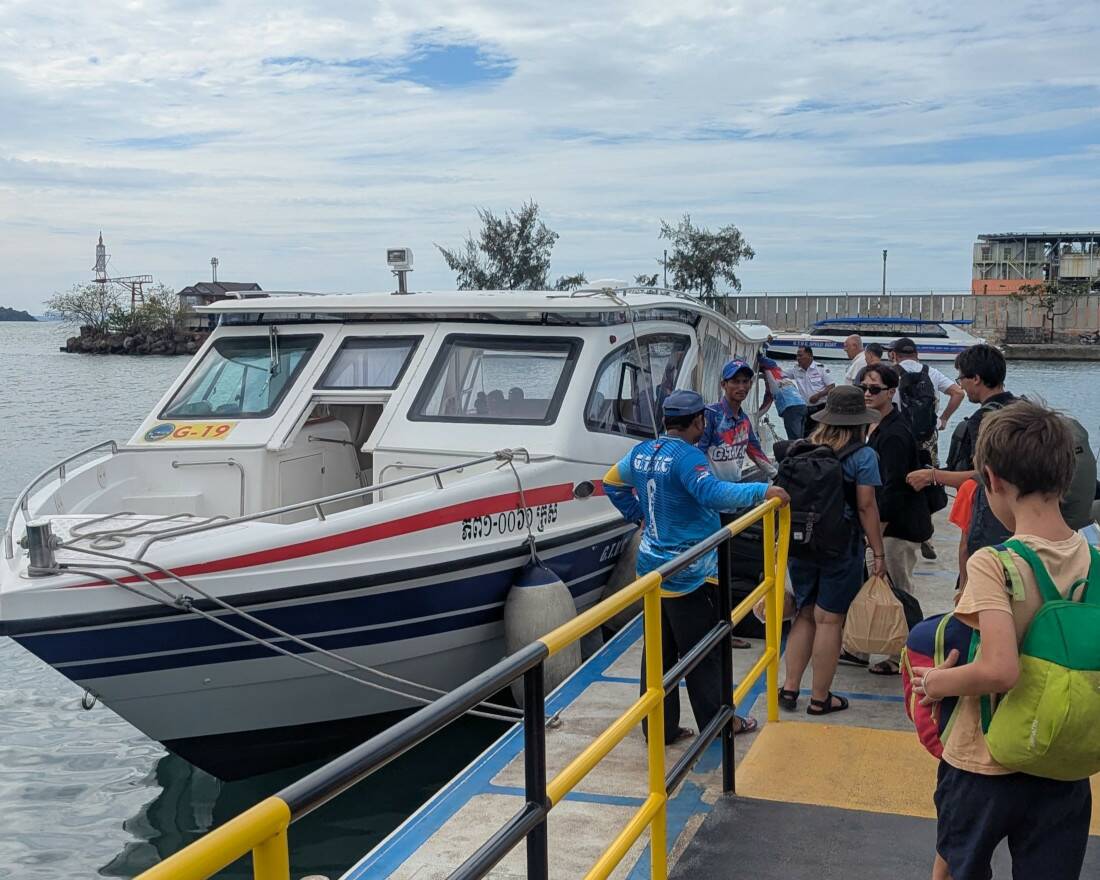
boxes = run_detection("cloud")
[0,1,1098,309]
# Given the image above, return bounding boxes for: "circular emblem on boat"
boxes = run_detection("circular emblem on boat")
[144,423,175,442]
[573,480,595,499]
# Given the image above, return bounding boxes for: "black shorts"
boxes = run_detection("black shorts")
[934,761,1092,880]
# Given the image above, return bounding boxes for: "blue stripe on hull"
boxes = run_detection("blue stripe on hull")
[13,534,625,682]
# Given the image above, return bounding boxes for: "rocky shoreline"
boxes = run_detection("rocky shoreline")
[62,324,208,355]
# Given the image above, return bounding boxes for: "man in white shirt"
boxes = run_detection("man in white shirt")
[888,336,964,560]
[842,335,866,386]
[786,345,834,417]
[888,337,964,434]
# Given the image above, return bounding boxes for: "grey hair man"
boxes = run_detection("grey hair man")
[842,335,866,386]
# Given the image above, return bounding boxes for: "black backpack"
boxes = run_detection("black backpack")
[899,364,937,443]
[774,440,863,560]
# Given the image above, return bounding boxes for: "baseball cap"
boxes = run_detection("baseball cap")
[889,337,918,355]
[721,358,754,380]
[661,389,706,417]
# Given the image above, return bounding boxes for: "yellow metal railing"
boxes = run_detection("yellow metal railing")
[134,499,790,880]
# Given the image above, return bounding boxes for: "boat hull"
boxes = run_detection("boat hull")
[5,515,632,777]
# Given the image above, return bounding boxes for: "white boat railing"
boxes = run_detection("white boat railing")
[6,444,537,563]
[4,440,122,559]
[127,448,531,559]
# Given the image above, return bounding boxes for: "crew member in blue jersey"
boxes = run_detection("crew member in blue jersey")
[603,390,790,743]
[698,358,778,480]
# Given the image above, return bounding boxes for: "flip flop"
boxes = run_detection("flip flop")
[838,650,868,668]
[734,715,759,735]
[731,637,752,649]
[666,726,696,745]
[869,660,901,675]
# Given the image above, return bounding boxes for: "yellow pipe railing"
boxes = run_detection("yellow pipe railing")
[134,499,790,880]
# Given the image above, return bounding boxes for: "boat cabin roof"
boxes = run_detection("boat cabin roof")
[199,288,727,325]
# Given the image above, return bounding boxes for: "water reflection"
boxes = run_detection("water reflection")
[101,716,502,879]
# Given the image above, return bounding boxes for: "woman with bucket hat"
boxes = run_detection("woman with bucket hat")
[778,385,886,715]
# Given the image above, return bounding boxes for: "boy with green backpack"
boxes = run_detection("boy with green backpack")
[910,400,1098,880]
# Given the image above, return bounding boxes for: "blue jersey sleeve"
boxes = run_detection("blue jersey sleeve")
[603,453,643,522]
[675,447,768,512]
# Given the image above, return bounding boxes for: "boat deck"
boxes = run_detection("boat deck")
[343,517,1100,879]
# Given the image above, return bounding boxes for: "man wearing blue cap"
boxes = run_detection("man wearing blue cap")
[603,389,789,743]
[698,358,778,481]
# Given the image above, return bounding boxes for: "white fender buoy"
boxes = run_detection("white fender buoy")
[504,560,582,703]
[598,528,643,632]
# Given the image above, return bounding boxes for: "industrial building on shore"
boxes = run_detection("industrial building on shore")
[972,231,1100,295]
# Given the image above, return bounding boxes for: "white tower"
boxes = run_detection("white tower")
[94,232,109,283]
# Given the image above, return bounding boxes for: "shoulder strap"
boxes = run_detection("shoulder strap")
[1075,544,1100,604]
[1001,539,1061,603]
[986,544,1027,601]
[836,441,864,462]
[920,364,929,378]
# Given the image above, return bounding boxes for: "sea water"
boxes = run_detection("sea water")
[3,321,1100,878]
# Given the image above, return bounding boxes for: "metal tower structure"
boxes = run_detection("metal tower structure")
[93,231,154,311]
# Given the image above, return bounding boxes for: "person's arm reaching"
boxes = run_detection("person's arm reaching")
[676,449,784,512]
[939,383,965,430]
[603,455,643,523]
[907,466,976,491]
[746,424,778,478]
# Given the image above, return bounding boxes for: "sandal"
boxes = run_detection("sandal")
[807,692,849,716]
[868,659,901,675]
[666,726,695,745]
[734,715,758,735]
[731,637,752,649]
[838,650,868,668]
[778,687,799,711]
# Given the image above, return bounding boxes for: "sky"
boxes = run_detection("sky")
[1,0,1098,311]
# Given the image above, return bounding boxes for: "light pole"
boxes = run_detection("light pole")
[882,249,887,298]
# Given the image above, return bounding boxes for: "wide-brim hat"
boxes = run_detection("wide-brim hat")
[811,385,882,426]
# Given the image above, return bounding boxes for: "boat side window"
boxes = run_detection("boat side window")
[585,334,692,438]
[161,334,321,419]
[316,336,420,390]
[409,334,581,424]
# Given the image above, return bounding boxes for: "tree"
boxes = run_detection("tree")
[658,214,754,295]
[1012,279,1090,343]
[437,201,560,290]
[634,273,659,287]
[46,283,123,332]
[553,273,587,291]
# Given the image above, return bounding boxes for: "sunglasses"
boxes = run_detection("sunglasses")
[858,384,889,394]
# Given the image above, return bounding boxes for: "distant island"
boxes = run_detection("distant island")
[0,306,37,322]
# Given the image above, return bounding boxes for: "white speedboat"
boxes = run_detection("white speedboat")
[1,284,769,778]
[765,317,984,361]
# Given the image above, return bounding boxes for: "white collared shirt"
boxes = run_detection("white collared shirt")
[785,360,834,402]
[843,352,867,385]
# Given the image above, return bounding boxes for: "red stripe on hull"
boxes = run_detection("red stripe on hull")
[70,481,595,588]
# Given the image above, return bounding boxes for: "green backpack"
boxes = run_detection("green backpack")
[979,538,1100,781]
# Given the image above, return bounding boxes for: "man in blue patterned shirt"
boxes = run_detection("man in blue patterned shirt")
[604,390,789,743]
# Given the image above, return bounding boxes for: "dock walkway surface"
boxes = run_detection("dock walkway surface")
[343,514,1100,879]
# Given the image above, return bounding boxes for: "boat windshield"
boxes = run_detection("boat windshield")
[410,334,580,424]
[161,334,321,419]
